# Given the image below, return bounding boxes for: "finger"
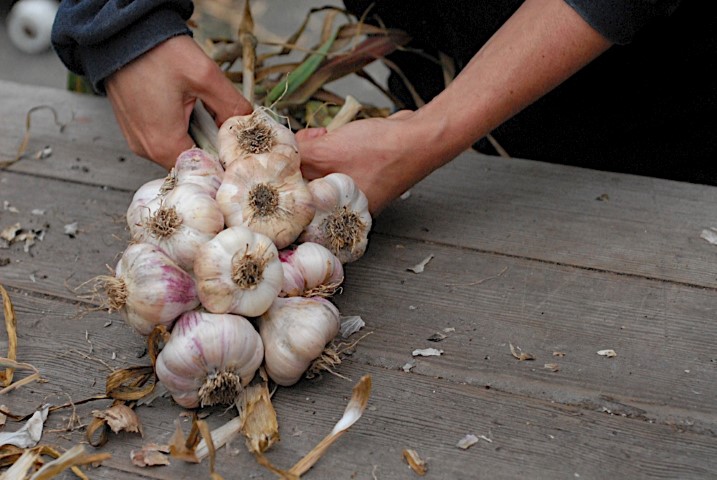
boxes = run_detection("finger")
[194,70,253,126]
[295,127,327,142]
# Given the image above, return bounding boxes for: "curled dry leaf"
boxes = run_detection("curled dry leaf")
[131,443,171,467]
[407,254,434,274]
[402,448,427,476]
[597,349,617,358]
[456,434,479,450]
[509,343,535,361]
[92,404,143,436]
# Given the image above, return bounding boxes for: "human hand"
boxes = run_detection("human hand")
[105,35,252,169]
[297,110,444,215]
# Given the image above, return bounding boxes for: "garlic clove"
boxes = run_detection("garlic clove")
[109,243,200,336]
[300,173,372,263]
[129,183,224,272]
[258,296,341,386]
[194,226,284,317]
[279,242,344,297]
[155,311,264,408]
[174,147,224,198]
[218,108,299,169]
[216,152,315,249]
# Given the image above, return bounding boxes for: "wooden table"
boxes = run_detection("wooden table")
[1,79,716,479]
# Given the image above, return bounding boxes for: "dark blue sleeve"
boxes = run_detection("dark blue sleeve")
[51,0,194,93]
[565,0,682,44]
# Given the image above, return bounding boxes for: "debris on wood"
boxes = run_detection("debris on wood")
[509,343,535,361]
[412,348,443,357]
[30,209,45,216]
[0,405,7,429]
[169,416,201,464]
[402,448,427,476]
[30,444,111,479]
[456,434,479,450]
[443,327,456,333]
[407,254,434,274]
[0,405,49,448]
[239,379,280,454]
[552,351,566,357]
[597,349,617,358]
[339,315,365,339]
[700,228,717,245]
[1,202,18,214]
[0,105,67,169]
[92,404,143,436]
[544,363,560,372]
[426,332,447,342]
[34,146,53,160]
[63,222,79,238]
[595,193,610,202]
[131,443,171,467]
[402,360,416,373]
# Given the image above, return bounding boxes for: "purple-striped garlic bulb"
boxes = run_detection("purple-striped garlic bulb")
[279,242,344,297]
[258,296,341,386]
[155,311,264,408]
[173,147,224,197]
[194,226,284,317]
[128,183,224,272]
[299,173,372,264]
[105,243,199,336]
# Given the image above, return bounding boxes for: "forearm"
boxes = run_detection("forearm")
[413,0,613,170]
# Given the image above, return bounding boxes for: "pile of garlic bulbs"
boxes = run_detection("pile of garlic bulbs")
[107,110,371,409]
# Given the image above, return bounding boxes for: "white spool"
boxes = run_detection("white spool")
[7,0,59,55]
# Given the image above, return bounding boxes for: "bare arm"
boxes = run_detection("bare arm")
[298,0,613,214]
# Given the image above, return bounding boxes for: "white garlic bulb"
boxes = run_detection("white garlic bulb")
[216,152,315,249]
[128,183,224,272]
[217,108,299,169]
[258,296,341,386]
[174,147,224,197]
[300,173,372,264]
[107,243,200,335]
[194,226,284,317]
[155,311,264,408]
[279,242,344,297]
[126,177,166,232]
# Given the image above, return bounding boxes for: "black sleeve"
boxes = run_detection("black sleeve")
[51,0,194,93]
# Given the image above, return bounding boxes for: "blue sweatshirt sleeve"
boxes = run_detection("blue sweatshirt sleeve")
[565,0,682,44]
[51,0,194,93]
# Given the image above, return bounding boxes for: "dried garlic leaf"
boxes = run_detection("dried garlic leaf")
[0,405,48,448]
[597,349,617,358]
[407,254,434,274]
[456,434,479,450]
[402,448,427,476]
[92,404,142,436]
[31,445,111,480]
[509,343,535,361]
[131,443,171,467]
[412,348,443,357]
[169,417,200,463]
[240,382,280,454]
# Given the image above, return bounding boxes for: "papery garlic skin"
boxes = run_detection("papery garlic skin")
[279,242,344,297]
[216,153,315,249]
[258,296,341,386]
[218,109,299,168]
[112,243,199,335]
[174,147,224,197]
[300,173,372,264]
[129,183,224,272]
[155,311,264,408]
[194,226,284,317]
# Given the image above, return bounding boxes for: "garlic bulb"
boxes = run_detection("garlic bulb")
[194,226,284,317]
[129,183,224,272]
[279,242,344,297]
[174,147,224,197]
[106,243,199,335]
[126,177,166,232]
[300,173,372,264]
[216,152,315,249]
[217,108,299,169]
[258,296,341,386]
[155,311,264,408]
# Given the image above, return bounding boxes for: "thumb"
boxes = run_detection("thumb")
[295,127,327,142]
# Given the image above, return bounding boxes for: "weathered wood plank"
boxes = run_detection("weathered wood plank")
[2,291,715,479]
[1,169,715,421]
[0,80,165,190]
[377,151,717,288]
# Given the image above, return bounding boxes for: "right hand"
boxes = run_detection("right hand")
[105,35,252,169]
